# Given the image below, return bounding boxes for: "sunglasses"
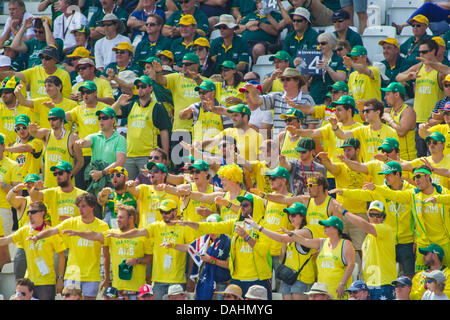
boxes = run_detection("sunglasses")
[427,279,435,284]
[182,62,195,67]
[34,29,45,34]
[285,118,296,123]
[140,293,153,298]
[413,174,426,180]
[350,56,359,61]
[48,117,60,122]
[149,155,160,160]
[383,148,394,154]
[98,116,111,120]
[40,55,53,61]
[333,19,345,23]
[241,202,252,207]
[307,183,319,188]
[293,18,306,23]
[280,77,295,82]
[115,50,128,55]
[62,293,72,298]
[216,25,229,30]
[369,213,385,218]
[77,65,90,71]
[193,47,206,52]
[221,67,232,72]
[362,108,375,114]
[444,84,450,88]
[110,173,123,178]
[53,171,66,176]
[27,209,40,215]
[318,41,328,46]
[419,49,430,55]
[160,210,172,215]
[243,78,258,82]
[102,22,116,27]
[136,84,148,89]
[1,89,14,94]
[268,176,279,181]
[150,169,161,174]
[14,126,27,132]
[190,170,202,174]
[412,24,423,28]
[335,47,344,52]
[80,89,95,95]
[146,22,157,27]
[426,139,439,145]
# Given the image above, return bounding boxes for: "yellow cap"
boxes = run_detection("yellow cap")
[432,36,446,47]
[193,37,210,48]
[378,37,399,49]
[442,73,450,83]
[408,14,429,26]
[112,42,134,53]
[156,50,174,61]
[159,199,178,212]
[67,46,95,59]
[178,14,197,26]
[108,166,128,177]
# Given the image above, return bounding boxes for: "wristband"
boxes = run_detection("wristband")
[244,235,251,242]
[210,257,216,264]
[261,193,266,199]
[226,202,232,209]
[342,209,348,217]
[332,125,339,131]
[56,275,64,280]
[259,225,264,232]
[136,258,141,264]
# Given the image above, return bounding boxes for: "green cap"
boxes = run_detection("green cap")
[227,104,251,117]
[138,56,161,67]
[283,202,307,216]
[378,161,402,175]
[146,161,168,175]
[419,244,444,260]
[381,82,406,96]
[331,95,355,108]
[269,50,291,62]
[95,106,116,118]
[327,81,349,93]
[15,114,31,127]
[280,108,304,120]
[24,173,41,183]
[347,45,368,57]
[413,167,432,176]
[319,216,344,232]
[118,259,133,280]
[0,39,12,48]
[368,200,385,213]
[134,75,154,86]
[237,193,254,204]
[71,25,90,35]
[182,52,200,64]
[295,137,315,152]
[50,160,73,172]
[340,137,360,149]
[78,80,97,92]
[377,137,399,152]
[264,166,290,180]
[48,107,68,123]
[425,132,446,143]
[219,60,237,69]
[188,159,209,171]
[0,76,20,90]
[194,80,216,92]
[206,213,223,222]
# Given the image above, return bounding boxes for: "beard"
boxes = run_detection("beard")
[57,179,69,188]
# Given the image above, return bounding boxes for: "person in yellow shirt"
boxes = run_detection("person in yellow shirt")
[5,115,43,178]
[419,102,450,157]
[214,61,245,107]
[27,193,110,300]
[105,199,194,300]
[277,108,304,164]
[62,203,153,300]
[0,201,66,300]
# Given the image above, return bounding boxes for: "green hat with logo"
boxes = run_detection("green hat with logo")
[146,162,168,175]
[378,161,402,175]
[280,108,304,120]
[227,104,251,117]
[237,193,254,204]
[219,60,237,69]
[425,132,446,143]
[295,137,315,152]
[50,160,73,172]
[0,76,20,90]
[283,202,307,216]
[182,52,200,64]
[340,137,360,149]
[419,244,444,260]
[78,80,97,92]
[319,216,344,232]
[118,259,133,280]
[331,95,355,108]
[381,82,406,96]
[24,173,41,183]
[264,166,290,180]
[377,137,399,152]
[327,81,349,93]
[346,45,368,57]
[134,75,154,86]
[269,50,291,62]
[48,107,68,123]
[95,106,116,118]
[188,159,209,171]
[138,56,161,67]
[14,114,31,127]
[194,80,216,92]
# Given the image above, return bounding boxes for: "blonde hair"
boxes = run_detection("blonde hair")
[217,163,243,184]
[62,284,83,299]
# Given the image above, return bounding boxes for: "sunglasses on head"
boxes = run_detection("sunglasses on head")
[27,209,40,215]
[369,212,385,218]
[110,173,123,178]
[53,171,66,176]
[182,62,195,67]
[14,126,27,132]
[98,115,111,121]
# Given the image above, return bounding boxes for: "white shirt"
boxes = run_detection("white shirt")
[249,107,273,129]
[421,290,449,300]
[94,34,131,70]
[1,12,35,40]
[53,11,88,49]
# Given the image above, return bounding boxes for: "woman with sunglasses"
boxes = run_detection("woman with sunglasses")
[215,61,245,107]
[193,37,217,78]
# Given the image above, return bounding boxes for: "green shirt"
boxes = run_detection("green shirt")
[333,28,363,49]
[240,11,282,44]
[400,34,430,65]
[164,7,210,36]
[24,38,64,69]
[231,0,256,18]
[381,54,415,99]
[283,26,319,57]
[169,35,200,67]
[210,35,250,68]
[105,190,137,220]
[87,130,127,165]
[134,35,171,63]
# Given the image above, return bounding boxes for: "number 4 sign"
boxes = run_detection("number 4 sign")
[260,0,279,15]
[296,50,323,75]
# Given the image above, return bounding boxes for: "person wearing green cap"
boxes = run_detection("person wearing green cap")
[330,160,417,278]
[381,82,417,161]
[343,45,382,102]
[278,108,304,163]
[410,243,450,300]
[214,61,246,107]
[111,76,172,180]
[5,114,44,178]
[419,105,450,157]
[75,106,127,182]
[262,50,291,93]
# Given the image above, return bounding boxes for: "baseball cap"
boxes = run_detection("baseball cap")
[219,60,237,70]
[146,161,169,174]
[424,270,446,284]
[95,106,116,118]
[239,80,263,93]
[280,108,304,120]
[331,95,355,108]
[347,45,368,57]
[442,73,450,84]
[327,81,349,93]
[419,243,445,260]
[378,137,400,152]
[50,160,73,172]
[291,7,311,23]
[14,114,30,127]
[0,76,20,90]
[227,104,251,117]
[319,216,344,232]
[269,50,291,62]
[156,50,174,61]
[194,80,216,92]
[178,14,197,26]
[113,42,133,53]
[193,37,210,48]
[134,75,154,86]
[78,80,97,92]
[159,199,178,212]
[408,14,429,26]
[381,82,406,96]
[0,55,11,68]
[283,202,307,216]
[368,200,385,213]
[138,284,154,297]
[295,137,315,152]
[378,161,402,175]
[118,259,133,280]
[103,286,119,298]
[48,107,68,123]
[237,193,254,204]
[378,37,400,49]
[264,166,290,180]
[413,167,432,176]
[332,9,350,21]
[245,285,267,300]
[38,46,60,62]
[188,159,209,171]
[214,284,243,299]
[340,137,360,149]
[71,25,90,35]
[24,173,41,183]
[108,166,128,177]
[391,276,413,287]
[182,52,200,64]
[206,213,223,223]
[345,280,369,292]
[432,36,446,47]
[425,132,446,143]
[66,46,94,59]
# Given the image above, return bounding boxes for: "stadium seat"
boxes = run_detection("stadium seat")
[386,0,424,27]
[367,5,382,27]
[368,0,386,24]
[362,26,397,62]
[280,0,291,10]
[252,54,275,79]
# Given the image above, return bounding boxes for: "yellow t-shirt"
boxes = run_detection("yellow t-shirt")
[306,195,333,239]
[137,185,180,228]
[103,228,152,291]
[214,81,245,107]
[351,124,397,163]
[215,127,263,161]
[11,224,66,285]
[22,66,72,99]
[42,187,86,226]
[348,65,381,101]
[250,161,273,194]
[0,103,34,147]
[414,64,444,123]
[271,78,284,92]
[280,130,301,163]
[57,216,109,282]
[8,136,43,178]
[31,97,77,130]
[0,156,21,208]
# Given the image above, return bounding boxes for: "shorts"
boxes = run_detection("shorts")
[368,284,395,300]
[34,285,56,300]
[64,280,100,298]
[343,213,368,251]
[339,0,367,12]
[280,279,313,295]
[395,242,415,276]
